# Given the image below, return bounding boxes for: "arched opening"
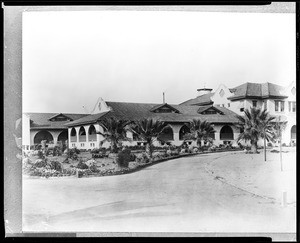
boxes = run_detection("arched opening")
[79,126,86,142]
[291,125,296,140]
[34,130,54,144]
[220,125,234,140]
[70,128,77,142]
[88,125,97,141]
[179,125,190,140]
[58,130,68,145]
[158,126,174,141]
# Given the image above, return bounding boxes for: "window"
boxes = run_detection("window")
[289,101,296,112]
[252,100,257,107]
[240,108,244,112]
[219,89,225,97]
[291,87,296,96]
[228,103,230,107]
[222,104,225,107]
[275,100,284,112]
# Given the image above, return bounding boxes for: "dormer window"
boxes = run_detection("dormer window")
[198,106,224,115]
[150,104,180,114]
[48,113,73,122]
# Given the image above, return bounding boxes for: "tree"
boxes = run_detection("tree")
[236,107,275,154]
[129,118,170,159]
[97,117,129,153]
[184,119,215,149]
[258,109,276,161]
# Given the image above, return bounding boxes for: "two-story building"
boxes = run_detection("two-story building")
[181,81,296,146]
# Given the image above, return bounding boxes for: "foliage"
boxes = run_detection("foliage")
[48,160,62,171]
[135,152,150,164]
[235,107,275,154]
[129,118,170,159]
[184,119,215,149]
[37,150,45,159]
[76,160,89,169]
[116,148,135,168]
[66,148,80,160]
[97,117,129,153]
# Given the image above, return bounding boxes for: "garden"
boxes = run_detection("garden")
[22,142,243,179]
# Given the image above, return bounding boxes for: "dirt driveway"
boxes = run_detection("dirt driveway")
[23,150,296,234]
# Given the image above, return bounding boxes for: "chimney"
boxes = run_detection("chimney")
[197,88,213,97]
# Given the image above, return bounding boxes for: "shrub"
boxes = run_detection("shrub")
[53,146,62,156]
[92,153,104,158]
[116,148,133,168]
[76,160,89,169]
[267,142,273,147]
[66,148,80,160]
[136,153,150,164]
[91,148,100,154]
[48,160,62,171]
[282,143,287,147]
[37,150,45,159]
[34,159,47,168]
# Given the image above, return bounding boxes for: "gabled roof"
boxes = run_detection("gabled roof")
[24,112,88,129]
[228,82,288,100]
[48,113,73,121]
[65,101,239,126]
[150,103,180,113]
[180,92,214,106]
[197,105,224,115]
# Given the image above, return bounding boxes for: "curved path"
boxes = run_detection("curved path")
[23,151,295,233]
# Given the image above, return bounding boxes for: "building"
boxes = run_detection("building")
[181,81,296,146]
[64,98,240,149]
[22,112,88,150]
[22,81,296,150]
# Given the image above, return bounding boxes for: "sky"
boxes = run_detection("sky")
[23,10,296,113]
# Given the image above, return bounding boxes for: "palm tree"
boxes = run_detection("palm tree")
[184,119,215,150]
[258,109,276,161]
[97,117,129,153]
[236,107,275,155]
[129,118,170,159]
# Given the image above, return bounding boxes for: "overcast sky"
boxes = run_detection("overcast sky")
[23,10,296,113]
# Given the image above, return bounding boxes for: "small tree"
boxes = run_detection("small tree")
[129,118,170,159]
[236,107,276,155]
[184,119,215,150]
[97,117,130,153]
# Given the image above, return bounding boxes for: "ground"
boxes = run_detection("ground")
[22,148,296,235]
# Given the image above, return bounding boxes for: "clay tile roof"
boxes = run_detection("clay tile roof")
[179,92,214,106]
[25,112,88,129]
[228,82,287,100]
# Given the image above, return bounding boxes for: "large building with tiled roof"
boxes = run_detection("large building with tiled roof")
[22,81,296,150]
[180,81,296,146]
[64,98,241,149]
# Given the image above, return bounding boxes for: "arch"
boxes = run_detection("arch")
[179,125,190,140]
[33,130,54,144]
[70,127,77,142]
[291,125,296,140]
[58,130,68,144]
[220,125,234,140]
[88,125,97,141]
[79,126,87,142]
[158,126,174,141]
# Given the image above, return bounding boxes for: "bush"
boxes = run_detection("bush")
[193,147,199,153]
[267,142,273,147]
[48,160,62,171]
[37,150,45,159]
[282,143,287,147]
[53,146,62,156]
[76,160,89,169]
[116,148,133,168]
[92,153,104,158]
[66,148,80,160]
[34,159,47,168]
[91,148,100,154]
[136,153,150,164]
